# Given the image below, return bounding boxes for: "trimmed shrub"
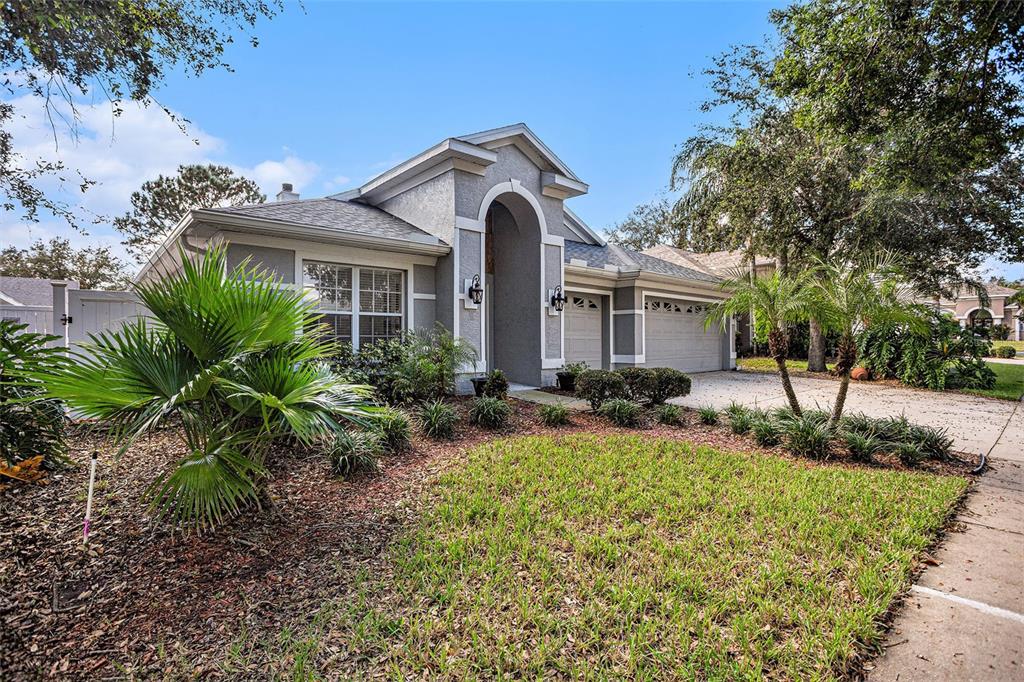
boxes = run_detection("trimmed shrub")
[482,369,510,398]
[994,345,1017,359]
[598,398,643,427]
[655,403,683,425]
[615,367,657,403]
[843,431,885,462]
[751,418,782,446]
[730,410,754,435]
[992,324,1011,341]
[419,400,459,440]
[649,367,692,404]
[329,430,381,475]
[697,405,719,425]
[374,408,412,452]
[782,414,832,460]
[575,369,626,410]
[538,403,571,427]
[469,396,512,429]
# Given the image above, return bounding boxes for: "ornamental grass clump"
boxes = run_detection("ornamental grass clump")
[538,403,571,427]
[44,245,373,529]
[697,405,719,425]
[329,430,382,475]
[418,400,459,440]
[655,403,683,425]
[782,413,833,460]
[751,417,782,446]
[469,396,512,429]
[729,410,754,435]
[597,399,643,427]
[374,408,412,452]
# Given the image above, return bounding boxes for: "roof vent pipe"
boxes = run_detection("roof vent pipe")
[276,182,299,202]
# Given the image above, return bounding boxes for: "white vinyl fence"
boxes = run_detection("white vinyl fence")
[0,304,53,334]
[51,283,147,355]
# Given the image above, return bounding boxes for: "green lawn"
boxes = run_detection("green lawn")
[738,356,835,373]
[271,435,966,680]
[992,339,1024,352]
[964,362,1024,401]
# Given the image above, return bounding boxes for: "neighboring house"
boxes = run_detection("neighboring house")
[936,283,1022,340]
[645,246,776,353]
[0,276,79,334]
[139,123,737,388]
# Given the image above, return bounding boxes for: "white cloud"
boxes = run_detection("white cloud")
[322,174,352,193]
[0,94,326,263]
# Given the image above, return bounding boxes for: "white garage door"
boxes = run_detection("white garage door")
[645,297,722,372]
[564,294,603,369]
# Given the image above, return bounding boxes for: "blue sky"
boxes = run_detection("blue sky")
[2,0,1020,279]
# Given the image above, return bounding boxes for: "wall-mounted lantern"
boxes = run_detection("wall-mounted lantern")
[549,285,567,312]
[467,274,484,305]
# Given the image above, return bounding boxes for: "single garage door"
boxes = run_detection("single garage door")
[645,297,722,372]
[564,293,603,369]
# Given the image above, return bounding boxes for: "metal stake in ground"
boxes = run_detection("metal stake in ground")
[83,451,98,544]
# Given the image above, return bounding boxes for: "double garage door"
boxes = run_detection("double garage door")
[564,293,723,373]
[644,297,723,373]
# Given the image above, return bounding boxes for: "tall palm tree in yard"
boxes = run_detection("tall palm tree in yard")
[46,245,373,529]
[813,253,926,427]
[707,269,817,415]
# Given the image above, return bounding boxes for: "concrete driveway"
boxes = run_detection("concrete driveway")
[671,370,1022,461]
[673,369,1023,680]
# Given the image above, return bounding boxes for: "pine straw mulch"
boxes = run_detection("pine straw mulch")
[0,398,977,679]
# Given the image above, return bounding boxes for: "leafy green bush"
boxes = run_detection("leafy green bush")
[387,324,477,404]
[697,405,719,425]
[330,335,414,405]
[374,408,412,452]
[782,414,833,459]
[598,399,643,427]
[47,246,373,528]
[859,311,995,390]
[482,369,510,398]
[994,345,1017,359]
[0,321,68,468]
[843,431,885,462]
[648,367,692,404]
[575,369,626,410]
[751,418,782,446]
[329,430,381,475]
[419,400,459,440]
[615,367,657,403]
[469,396,512,429]
[655,403,682,425]
[562,361,589,378]
[538,403,571,427]
[991,324,1011,341]
[730,410,754,435]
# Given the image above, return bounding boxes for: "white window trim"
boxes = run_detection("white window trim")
[303,260,406,350]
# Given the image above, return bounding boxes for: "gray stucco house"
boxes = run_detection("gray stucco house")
[139,124,736,387]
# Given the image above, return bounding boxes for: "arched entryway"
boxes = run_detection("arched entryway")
[482,191,544,386]
[968,308,993,330]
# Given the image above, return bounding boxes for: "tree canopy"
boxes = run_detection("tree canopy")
[0,237,131,290]
[0,0,279,230]
[114,164,265,263]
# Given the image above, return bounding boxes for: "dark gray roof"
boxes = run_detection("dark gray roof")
[0,276,78,306]
[203,197,446,246]
[564,241,720,284]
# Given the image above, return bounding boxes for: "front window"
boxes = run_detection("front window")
[303,261,404,348]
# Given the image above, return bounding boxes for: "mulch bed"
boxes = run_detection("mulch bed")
[0,398,977,679]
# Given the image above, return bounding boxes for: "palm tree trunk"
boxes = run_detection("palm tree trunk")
[807,318,827,372]
[830,373,851,427]
[829,334,858,427]
[768,329,802,415]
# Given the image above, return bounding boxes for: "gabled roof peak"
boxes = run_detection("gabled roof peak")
[457,123,582,183]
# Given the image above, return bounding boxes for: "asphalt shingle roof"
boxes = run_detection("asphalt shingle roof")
[564,241,720,284]
[204,198,446,245]
[0,276,78,306]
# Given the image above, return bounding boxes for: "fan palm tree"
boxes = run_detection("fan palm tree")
[812,252,926,427]
[45,245,373,529]
[706,268,817,415]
